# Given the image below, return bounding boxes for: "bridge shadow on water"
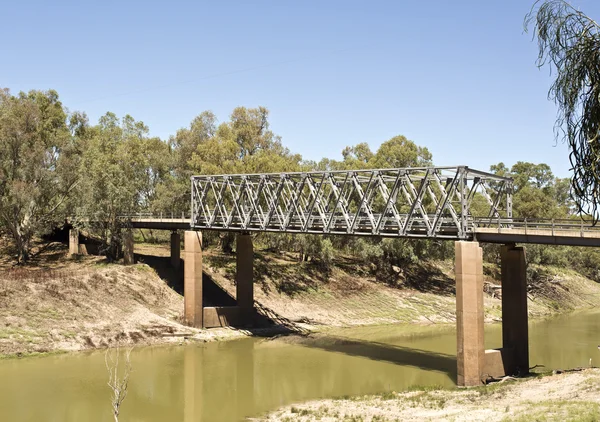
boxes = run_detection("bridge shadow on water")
[296,334,457,382]
[253,302,457,380]
[135,251,456,381]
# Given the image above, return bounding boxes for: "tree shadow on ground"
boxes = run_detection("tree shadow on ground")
[376,262,456,297]
[0,240,73,270]
[29,242,68,266]
[333,255,373,278]
[403,263,455,296]
[206,251,328,297]
[297,334,457,382]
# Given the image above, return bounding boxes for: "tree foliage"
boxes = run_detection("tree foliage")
[0,89,76,262]
[491,161,573,218]
[73,113,168,259]
[1,85,597,284]
[526,0,600,220]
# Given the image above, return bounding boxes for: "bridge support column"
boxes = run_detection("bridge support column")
[184,231,203,328]
[236,234,254,318]
[501,244,529,376]
[123,229,134,265]
[455,241,485,386]
[170,231,181,269]
[69,229,79,257]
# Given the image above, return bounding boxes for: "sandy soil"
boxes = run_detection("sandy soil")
[0,243,249,357]
[260,368,600,421]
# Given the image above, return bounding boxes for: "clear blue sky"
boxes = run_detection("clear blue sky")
[3,0,600,178]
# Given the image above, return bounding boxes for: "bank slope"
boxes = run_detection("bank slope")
[260,368,600,422]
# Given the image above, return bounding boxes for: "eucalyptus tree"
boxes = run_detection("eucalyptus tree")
[75,113,167,259]
[187,106,302,252]
[152,111,217,216]
[0,89,77,263]
[490,161,573,219]
[526,0,600,220]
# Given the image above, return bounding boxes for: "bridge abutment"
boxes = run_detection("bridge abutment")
[455,241,485,386]
[171,231,181,269]
[500,244,529,376]
[184,230,203,328]
[236,234,254,317]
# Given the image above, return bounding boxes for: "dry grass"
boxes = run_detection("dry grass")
[203,249,600,328]
[261,369,600,422]
[0,240,220,357]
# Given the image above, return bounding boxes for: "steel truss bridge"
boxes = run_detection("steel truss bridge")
[190,166,513,239]
[103,166,600,246]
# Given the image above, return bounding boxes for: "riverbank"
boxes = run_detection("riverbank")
[0,242,248,358]
[2,239,600,358]
[259,368,600,421]
[199,245,600,327]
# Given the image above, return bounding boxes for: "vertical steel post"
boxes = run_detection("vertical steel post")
[190,176,195,228]
[459,167,467,238]
[506,181,513,219]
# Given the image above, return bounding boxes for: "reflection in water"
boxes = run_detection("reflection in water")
[184,346,198,422]
[1,311,599,421]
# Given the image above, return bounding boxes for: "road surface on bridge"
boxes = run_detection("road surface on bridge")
[124,216,600,247]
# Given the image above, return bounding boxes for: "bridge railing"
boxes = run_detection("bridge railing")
[472,217,600,237]
[116,212,191,221]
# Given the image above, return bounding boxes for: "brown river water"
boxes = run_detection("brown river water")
[1,311,599,421]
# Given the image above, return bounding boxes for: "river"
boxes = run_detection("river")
[1,311,599,421]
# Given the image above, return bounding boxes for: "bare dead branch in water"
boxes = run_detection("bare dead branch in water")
[105,347,133,422]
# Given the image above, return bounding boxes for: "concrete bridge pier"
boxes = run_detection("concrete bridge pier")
[500,244,529,376]
[236,233,254,317]
[184,231,203,328]
[455,241,485,386]
[455,241,530,386]
[69,229,79,257]
[183,231,256,329]
[171,231,181,269]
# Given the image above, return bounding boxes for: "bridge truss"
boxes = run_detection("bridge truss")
[190,166,513,239]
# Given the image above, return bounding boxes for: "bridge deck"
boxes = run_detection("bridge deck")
[125,217,600,247]
[474,227,600,246]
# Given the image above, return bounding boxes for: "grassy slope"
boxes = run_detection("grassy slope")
[261,368,600,422]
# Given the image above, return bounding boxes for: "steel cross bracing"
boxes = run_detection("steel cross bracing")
[190,166,513,239]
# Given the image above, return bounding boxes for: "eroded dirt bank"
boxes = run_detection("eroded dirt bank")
[0,244,249,357]
[259,368,600,422]
[2,240,600,358]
